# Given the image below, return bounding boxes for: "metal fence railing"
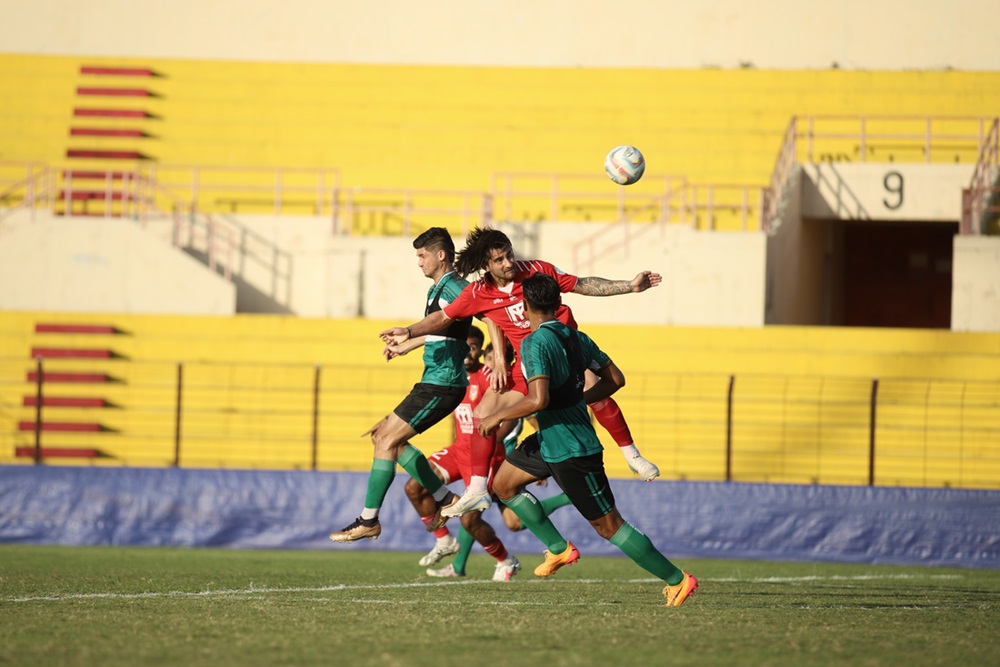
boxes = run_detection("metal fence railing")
[4,357,998,489]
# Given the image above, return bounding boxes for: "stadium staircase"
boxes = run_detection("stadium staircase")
[60,64,158,217]
[15,322,122,462]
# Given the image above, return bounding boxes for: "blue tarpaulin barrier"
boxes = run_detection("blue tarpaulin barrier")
[1,466,998,568]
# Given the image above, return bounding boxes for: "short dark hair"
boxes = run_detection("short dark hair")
[413,227,455,263]
[467,325,484,346]
[522,273,561,313]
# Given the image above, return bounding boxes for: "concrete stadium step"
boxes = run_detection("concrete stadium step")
[80,65,157,77]
[18,421,104,433]
[31,347,115,359]
[26,371,113,383]
[14,446,101,459]
[23,396,109,408]
[36,323,121,334]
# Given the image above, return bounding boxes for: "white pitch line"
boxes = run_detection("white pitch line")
[2,573,965,604]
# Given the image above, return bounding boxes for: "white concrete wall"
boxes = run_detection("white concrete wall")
[801,164,973,221]
[765,167,830,325]
[0,217,236,315]
[0,212,764,325]
[952,235,1000,332]
[3,0,998,70]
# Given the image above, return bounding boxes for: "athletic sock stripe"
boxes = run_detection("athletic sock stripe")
[584,472,613,514]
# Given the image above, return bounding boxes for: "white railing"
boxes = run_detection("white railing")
[491,172,681,224]
[571,178,765,274]
[961,118,1000,235]
[763,115,998,234]
[797,114,992,163]
[329,187,493,237]
[0,163,235,279]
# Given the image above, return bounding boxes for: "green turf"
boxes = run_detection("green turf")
[1,545,998,667]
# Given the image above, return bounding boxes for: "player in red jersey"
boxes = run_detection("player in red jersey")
[382,226,662,517]
[389,326,522,581]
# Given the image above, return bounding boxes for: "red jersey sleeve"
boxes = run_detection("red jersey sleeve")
[443,282,479,320]
[532,260,579,293]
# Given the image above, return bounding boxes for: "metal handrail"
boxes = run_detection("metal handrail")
[763,115,999,234]
[961,118,1000,234]
[570,178,766,274]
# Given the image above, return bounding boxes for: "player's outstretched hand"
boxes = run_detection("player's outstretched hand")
[631,270,662,292]
[383,344,405,361]
[380,327,409,345]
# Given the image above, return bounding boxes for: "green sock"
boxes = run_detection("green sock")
[452,526,476,575]
[540,492,573,515]
[609,521,684,585]
[363,458,397,512]
[502,491,568,554]
[396,445,443,495]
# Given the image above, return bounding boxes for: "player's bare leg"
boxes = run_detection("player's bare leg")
[584,369,660,481]
[440,389,523,518]
[330,414,454,542]
[458,510,521,581]
[404,472,461,566]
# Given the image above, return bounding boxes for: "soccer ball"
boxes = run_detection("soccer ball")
[604,145,645,185]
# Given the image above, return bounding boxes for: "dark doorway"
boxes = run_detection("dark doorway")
[841,222,956,328]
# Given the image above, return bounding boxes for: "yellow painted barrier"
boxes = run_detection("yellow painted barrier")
[1,311,998,488]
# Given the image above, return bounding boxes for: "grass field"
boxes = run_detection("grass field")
[2,545,998,667]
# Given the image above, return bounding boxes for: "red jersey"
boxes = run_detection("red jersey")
[452,365,490,443]
[444,259,578,353]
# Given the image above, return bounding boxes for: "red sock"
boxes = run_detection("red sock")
[589,397,634,448]
[420,515,450,539]
[469,419,495,477]
[483,538,509,563]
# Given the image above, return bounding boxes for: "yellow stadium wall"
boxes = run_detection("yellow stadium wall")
[2,311,998,489]
[3,53,999,209]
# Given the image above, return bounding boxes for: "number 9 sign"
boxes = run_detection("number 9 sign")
[883,171,904,210]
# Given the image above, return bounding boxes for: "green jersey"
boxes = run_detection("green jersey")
[420,271,472,388]
[520,320,611,463]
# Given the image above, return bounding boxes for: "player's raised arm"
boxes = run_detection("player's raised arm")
[379,310,452,344]
[484,318,511,393]
[572,270,662,296]
[478,376,549,435]
[581,360,626,404]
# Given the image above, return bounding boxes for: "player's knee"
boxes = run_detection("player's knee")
[590,509,624,540]
[492,477,516,501]
[460,512,480,531]
[403,477,424,500]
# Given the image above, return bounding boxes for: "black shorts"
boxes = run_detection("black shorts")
[506,433,616,521]
[393,382,466,434]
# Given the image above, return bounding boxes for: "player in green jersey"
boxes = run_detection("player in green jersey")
[329,228,468,543]
[478,273,698,607]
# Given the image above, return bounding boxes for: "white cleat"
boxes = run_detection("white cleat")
[440,489,492,518]
[628,455,660,482]
[418,535,461,567]
[492,556,521,582]
[426,563,465,578]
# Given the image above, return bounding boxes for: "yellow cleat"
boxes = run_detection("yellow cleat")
[662,571,698,607]
[533,541,581,577]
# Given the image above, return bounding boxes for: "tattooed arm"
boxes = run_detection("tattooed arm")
[572,271,662,296]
